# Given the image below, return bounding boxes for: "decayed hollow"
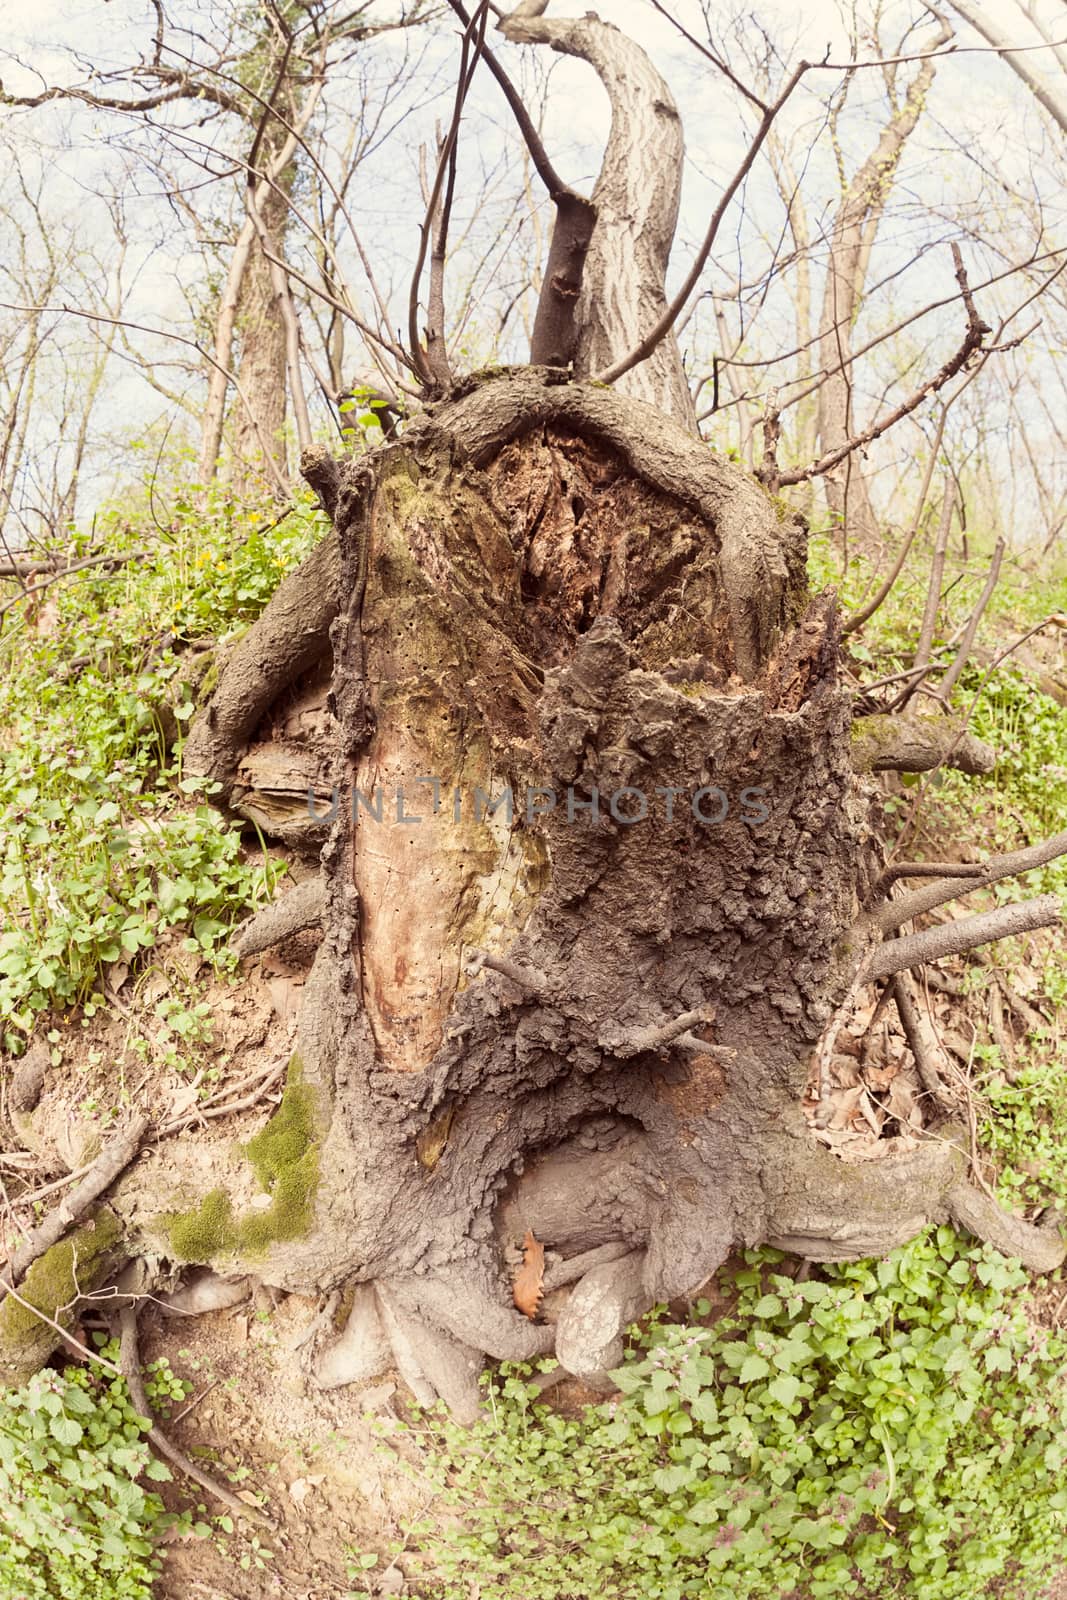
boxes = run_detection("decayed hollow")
[162,373,1065,1404]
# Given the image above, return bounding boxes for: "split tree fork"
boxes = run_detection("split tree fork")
[4,1,1064,1418]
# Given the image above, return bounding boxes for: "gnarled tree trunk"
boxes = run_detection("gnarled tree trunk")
[157,368,1063,1417]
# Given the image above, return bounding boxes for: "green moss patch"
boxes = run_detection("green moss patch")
[237,1056,320,1253]
[159,1059,321,1265]
[166,1188,237,1262]
[0,1208,124,1384]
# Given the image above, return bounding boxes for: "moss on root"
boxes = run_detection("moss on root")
[161,1056,322,1266]
[237,1055,320,1252]
[0,1208,124,1385]
[166,1188,238,1262]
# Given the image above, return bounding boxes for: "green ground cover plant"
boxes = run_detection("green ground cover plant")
[395,1231,1067,1600]
[0,493,323,1048]
[0,1356,172,1600]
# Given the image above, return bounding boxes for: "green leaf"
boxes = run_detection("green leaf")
[767,1374,802,1408]
[49,1415,83,1447]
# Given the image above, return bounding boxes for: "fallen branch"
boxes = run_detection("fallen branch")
[869,895,1061,980]
[156,1058,288,1138]
[0,551,153,623]
[0,1116,150,1299]
[891,975,952,1106]
[118,1305,272,1526]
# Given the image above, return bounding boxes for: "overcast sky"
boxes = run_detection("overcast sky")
[2,0,1065,538]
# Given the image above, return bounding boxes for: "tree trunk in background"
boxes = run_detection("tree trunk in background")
[816,20,950,546]
[231,180,291,501]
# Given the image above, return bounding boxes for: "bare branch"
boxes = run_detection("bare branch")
[875,831,1067,935]
[777,245,990,488]
[595,61,810,407]
[408,2,490,388]
[843,406,948,637]
[870,896,1061,979]
[936,538,1005,702]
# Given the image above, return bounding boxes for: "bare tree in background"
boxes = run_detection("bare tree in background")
[815,9,953,548]
[2,0,430,498]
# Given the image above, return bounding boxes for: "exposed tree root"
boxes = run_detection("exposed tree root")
[892,975,954,1107]
[850,710,995,775]
[947,1183,1066,1273]
[553,1249,648,1389]
[159,1270,251,1317]
[0,1116,149,1302]
[181,528,338,787]
[231,876,325,959]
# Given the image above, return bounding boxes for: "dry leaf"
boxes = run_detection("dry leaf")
[513,1229,545,1320]
[885,1075,918,1126]
[857,1088,884,1137]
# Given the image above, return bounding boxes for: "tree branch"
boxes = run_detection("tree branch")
[595,61,810,405]
[777,244,990,487]
[936,536,1005,701]
[874,831,1067,934]
[868,895,1060,979]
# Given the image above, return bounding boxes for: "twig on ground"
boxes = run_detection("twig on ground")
[119,1305,272,1526]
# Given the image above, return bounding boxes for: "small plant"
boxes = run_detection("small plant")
[395,1231,1067,1600]
[0,489,322,1047]
[0,1356,172,1599]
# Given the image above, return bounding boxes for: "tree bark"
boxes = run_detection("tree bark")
[231,180,291,499]
[499,10,696,427]
[144,371,1065,1408]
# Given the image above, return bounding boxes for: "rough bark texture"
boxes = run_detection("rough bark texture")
[157,370,1062,1406]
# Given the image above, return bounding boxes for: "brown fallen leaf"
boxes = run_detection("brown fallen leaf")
[513,1229,545,1320]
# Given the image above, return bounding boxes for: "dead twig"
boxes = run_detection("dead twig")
[119,1305,272,1527]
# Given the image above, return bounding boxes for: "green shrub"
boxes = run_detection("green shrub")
[402,1231,1067,1600]
[0,1358,171,1599]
